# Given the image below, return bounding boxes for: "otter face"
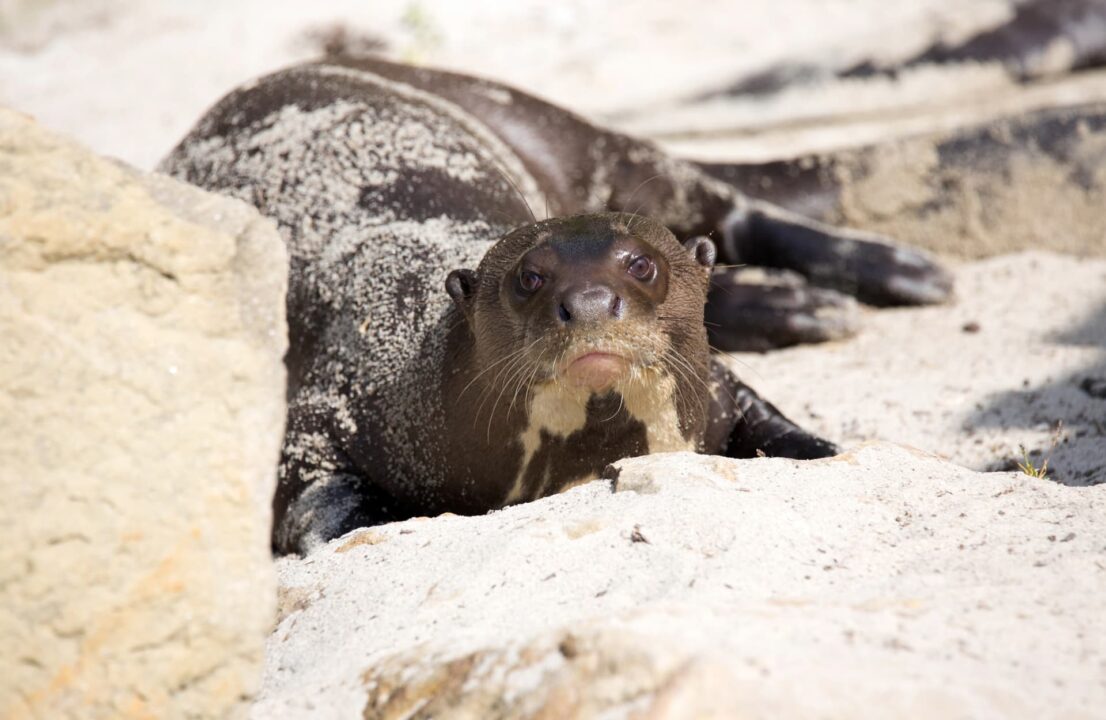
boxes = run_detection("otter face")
[446,213,717,503]
[507,227,672,392]
[448,213,716,407]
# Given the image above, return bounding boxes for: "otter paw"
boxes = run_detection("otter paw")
[706,267,860,352]
[847,239,954,307]
[759,431,839,460]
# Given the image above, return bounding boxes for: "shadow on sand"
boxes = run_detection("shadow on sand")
[967,300,1106,486]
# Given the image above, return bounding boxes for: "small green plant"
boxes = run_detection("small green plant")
[1016,421,1064,480]
[1016,445,1049,479]
[400,2,442,62]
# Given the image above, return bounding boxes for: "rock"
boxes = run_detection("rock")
[0,108,288,719]
[261,444,1105,719]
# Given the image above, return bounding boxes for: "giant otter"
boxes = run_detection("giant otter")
[161,58,952,554]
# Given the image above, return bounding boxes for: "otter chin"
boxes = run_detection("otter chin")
[563,350,630,392]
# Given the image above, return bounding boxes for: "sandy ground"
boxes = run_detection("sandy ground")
[263,445,1106,718]
[728,252,1106,487]
[0,0,1066,168]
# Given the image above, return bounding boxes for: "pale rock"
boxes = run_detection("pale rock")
[0,108,288,719]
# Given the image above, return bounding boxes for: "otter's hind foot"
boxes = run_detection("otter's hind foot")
[725,202,954,307]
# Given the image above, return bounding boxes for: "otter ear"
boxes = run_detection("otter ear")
[683,236,716,269]
[445,269,479,317]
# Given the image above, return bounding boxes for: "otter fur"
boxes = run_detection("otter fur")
[162,58,951,554]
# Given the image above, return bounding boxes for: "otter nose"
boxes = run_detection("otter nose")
[557,285,623,325]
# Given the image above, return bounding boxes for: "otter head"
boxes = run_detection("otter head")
[446,212,716,453]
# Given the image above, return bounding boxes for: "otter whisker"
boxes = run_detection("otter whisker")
[523,352,551,408]
[471,356,526,423]
[466,349,527,403]
[503,350,546,428]
[667,346,747,426]
[600,392,625,422]
[551,347,568,394]
[705,342,764,382]
[508,347,548,421]
[488,157,537,223]
[620,173,666,222]
[473,347,535,430]
[525,351,549,402]
[666,349,710,395]
[485,348,545,441]
[482,339,542,395]
[459,336,543,399]
[663,347,714,400]
[660,353,698,409]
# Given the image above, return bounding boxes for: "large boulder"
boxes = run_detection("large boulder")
[261,444,1105,719]
[0,109,287,719]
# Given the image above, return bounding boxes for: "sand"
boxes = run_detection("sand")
[260,443,1106,718]
[0,0,1052,169]
[728,251,1106,487]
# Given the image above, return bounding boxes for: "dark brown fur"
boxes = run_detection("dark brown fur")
[161,59,940,554]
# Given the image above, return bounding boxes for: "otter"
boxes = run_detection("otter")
[161,58,952,554]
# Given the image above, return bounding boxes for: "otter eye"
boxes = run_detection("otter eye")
[628,255,655,281]
[519,270,544,293]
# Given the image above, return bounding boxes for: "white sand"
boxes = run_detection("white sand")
[2,0,1028,168]
[728,252,1106,487]
[262,444,1106,718]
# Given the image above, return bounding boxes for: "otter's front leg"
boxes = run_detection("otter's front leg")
[274,396,404,555]
[703,359,837,460]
